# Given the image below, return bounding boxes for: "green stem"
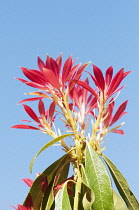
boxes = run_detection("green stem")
[73,168,82,210]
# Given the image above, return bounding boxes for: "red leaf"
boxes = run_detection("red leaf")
[62,56,72,85]
[111,129,124,135]
[16,78,29,84]
[25,81,47,89]
[75,80,98,98]
[75,62,90,81]
[38,99,45,116]
[123,71,132,78]
[18,97,44,104]
[38,56,46,72]
[107,68,124,97]
[23,104,40,123]
[56,53,62,71]
[11,124,40,130]
[49,101,56,121]
[16,78,46,89]
[49,57,60,78]
[43,68,60,89]
[110,85,125,96]
[86,97,97,113]
[93,65,105,91]
[21,67,46,85]
[10,206,17,210]
[21,178,33,187]
[110,100,128,126]
[105,66,113,86]
[18,205,31,210]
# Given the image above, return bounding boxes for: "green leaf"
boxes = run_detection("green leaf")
[55,181,72,210]
[30,134,73,173]
[23,154,70,210]
[102,154,139,210]
[85,141,114,209]
[113,190,127,210]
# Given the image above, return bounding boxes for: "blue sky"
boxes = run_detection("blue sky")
[1,0,139,209]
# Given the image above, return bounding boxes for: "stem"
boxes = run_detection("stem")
[62,89,80,141]
[90,92,104,145]
[74,167,82,210]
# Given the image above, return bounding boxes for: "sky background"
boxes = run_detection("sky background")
[1,0,139,209]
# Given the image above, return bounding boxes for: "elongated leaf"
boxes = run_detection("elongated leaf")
[93,64,105,91]
[55,181,72,210]
[113,190,126,210]
[11,124,40,130]
[30,134,73,173]
[75,80,98,98]
[85,142,114,209]
[102,154,139,210]
[23,154,69,210]
[23,104,40,123]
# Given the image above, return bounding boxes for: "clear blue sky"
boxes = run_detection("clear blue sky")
[1,1,139,209]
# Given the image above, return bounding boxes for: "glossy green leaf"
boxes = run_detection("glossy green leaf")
[85,142,114,209]
[23,154,69,210]
[55,181,72,210]
[113,190,126,210]
[30,134,73,173]
[102,154,139,210]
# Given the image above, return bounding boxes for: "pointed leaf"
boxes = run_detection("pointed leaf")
[111,129,124,135]
[107,68,124,97]
[85,141,114,209]
[93,65,105,91]
[75,80,98,98]
[21,178,33,187]
[110,100,128,126]
[38,99,45,116]
[56,53,62,71]
[62,56,72,85]
[43,68,60,89]
[21,67,46,85]
[55,181,72,210]
[18,97,44,104]
[38,56,46,72]
[102,154,139,210]
[23,104,40,123]
[11,124,40,130]
[49,101,56,121]
[105,66,113,86]
[30,134,73,173]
